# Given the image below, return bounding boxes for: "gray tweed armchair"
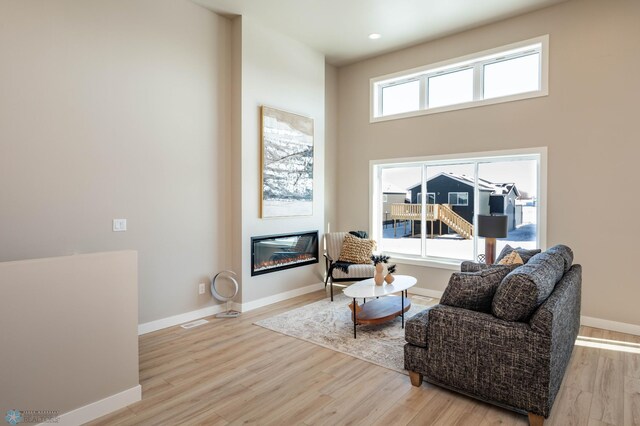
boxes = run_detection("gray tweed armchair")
[404,245,581,425]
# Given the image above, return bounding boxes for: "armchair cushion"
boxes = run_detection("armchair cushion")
[330,264,375,280]
[492,249,567,322]
[460,261,494,273]
[545,244,574,273]
[337,234,375,264]
[440,266,512,313]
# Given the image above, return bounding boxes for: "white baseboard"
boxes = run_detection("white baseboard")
[138,285,640,339]
[43,385,141,426]
[138,304,227,335]
[410,287,443,299]
[581,315,640,336]
[138,283,324,335]
[239,282,325,312]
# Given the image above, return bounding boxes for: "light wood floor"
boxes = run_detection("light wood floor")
[88,290,640,426]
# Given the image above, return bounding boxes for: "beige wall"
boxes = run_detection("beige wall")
[0,0,232,324]
[234,17,326,302]
[336,0,640,325]
[230,17,244,301]
[0,251,139,417]
[325,64,339,235]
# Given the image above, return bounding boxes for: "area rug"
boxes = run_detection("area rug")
[254,293,437,374]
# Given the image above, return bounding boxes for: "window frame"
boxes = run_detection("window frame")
[427,66,475,109]
[448,192,469,206]
[370,35,549,123]
[381,78,422,116]
[370,147,547,270]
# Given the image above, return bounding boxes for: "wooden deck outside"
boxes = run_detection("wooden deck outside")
[389,203,474,239]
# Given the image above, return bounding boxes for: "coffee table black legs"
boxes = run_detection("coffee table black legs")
[353,298,357,339]
[401,292,405,329]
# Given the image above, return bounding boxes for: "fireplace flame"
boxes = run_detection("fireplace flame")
[254,253,317,272]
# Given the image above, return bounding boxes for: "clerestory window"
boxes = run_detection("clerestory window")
[371,36,549,122]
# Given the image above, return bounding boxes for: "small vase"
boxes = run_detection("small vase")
[384,273,395,284]
[374,263,385,286]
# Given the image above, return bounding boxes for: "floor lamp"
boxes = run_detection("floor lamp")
[477,215,508,264]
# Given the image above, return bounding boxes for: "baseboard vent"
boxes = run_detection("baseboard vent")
[180,319,209,329]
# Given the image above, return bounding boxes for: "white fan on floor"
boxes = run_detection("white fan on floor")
[211,270,240,318]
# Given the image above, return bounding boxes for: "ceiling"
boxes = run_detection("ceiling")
[193,0,567,66]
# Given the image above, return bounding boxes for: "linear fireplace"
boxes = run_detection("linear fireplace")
[251,231,319,276]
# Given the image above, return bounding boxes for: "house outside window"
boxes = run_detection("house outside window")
[372,148,546,267]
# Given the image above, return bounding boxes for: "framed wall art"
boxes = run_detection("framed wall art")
[260,106,314,218]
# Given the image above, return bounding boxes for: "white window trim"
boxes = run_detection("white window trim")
[370,35,549,123]
[369,147,548,270]
[448,192,469,206]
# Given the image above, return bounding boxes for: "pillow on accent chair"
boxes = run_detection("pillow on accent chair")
[440,266,512,313]
[495,244,541,264]
[338,234,376,264]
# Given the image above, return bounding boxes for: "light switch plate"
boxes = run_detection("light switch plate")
[113,219,127,232]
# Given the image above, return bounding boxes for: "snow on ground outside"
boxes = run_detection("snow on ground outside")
[381,222,537,260]
[381,236,537,261]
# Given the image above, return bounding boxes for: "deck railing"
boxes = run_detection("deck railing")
[389,203,473,239]
[389,203,435,221]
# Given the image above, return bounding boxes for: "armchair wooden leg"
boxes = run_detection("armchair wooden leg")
[330,279,334,301]
[409,371,423,387]
[528,413,544,426]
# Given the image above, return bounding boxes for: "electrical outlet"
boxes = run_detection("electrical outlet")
[198,283,206,295]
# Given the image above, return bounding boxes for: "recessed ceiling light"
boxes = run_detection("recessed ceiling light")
[368,33,381,40]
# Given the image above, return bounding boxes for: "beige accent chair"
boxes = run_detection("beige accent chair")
[324,232,376,301]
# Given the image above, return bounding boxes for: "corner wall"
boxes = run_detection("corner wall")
[335,0,640,325]
[235,17,326,303]
[0,0,232,324]
[0,251,139,421]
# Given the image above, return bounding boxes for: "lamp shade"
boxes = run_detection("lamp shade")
[477,215,508,238]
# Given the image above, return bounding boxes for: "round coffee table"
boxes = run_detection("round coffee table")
[343,275,417,338]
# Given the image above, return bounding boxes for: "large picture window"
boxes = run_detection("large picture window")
[371,148,546,267]
[370,36,549,122]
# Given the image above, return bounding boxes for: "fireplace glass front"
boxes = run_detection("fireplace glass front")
[251,231,319,276]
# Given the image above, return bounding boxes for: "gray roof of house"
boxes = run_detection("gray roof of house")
[406,172,519,196]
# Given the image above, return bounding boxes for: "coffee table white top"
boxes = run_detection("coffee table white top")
[343,275,417,299]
